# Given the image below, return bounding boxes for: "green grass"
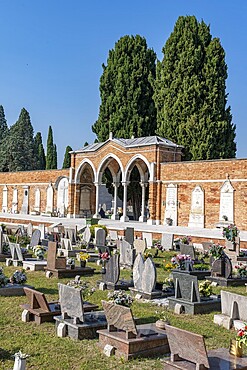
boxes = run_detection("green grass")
[0,251,245,369]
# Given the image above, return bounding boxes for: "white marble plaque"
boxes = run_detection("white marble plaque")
[2,185,8,212]
[188,185,204,228]
[219,180,234,223]
[57,177,68,216]
[164,183,178,226]
[21,186,29,214]
[46,184,54,213]
[12,187,18,213]
[34,188,41,212]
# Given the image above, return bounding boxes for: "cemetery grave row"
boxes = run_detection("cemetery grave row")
[1,222,247,368]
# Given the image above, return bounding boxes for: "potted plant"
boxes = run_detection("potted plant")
[98,251,110,273]
[223,224,239,250]
[33,245,45,260]
[235,263,247,278]
[156,309,170,329]
[0,267,8,287]
[180,235,192,245]
[9,269,27,285]
[78,252,89,268]
[67,257,75,269]
[198,280,212,299]
[209,243,226,259]
[230,325,247,357]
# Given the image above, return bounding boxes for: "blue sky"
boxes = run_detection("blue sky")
[0,1,246,166]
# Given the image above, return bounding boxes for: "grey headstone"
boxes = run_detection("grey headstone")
[180,244,196,260]
[109,230,118,241]
[61,238,72,251]
[9,243,22,260]
[38,224,45,240]
[102,254,120,285]
[221,290,247,322]
[133,239,146,255]
[161,233,174,251]
[58,283,84,322]
[65,228,77,245]
[133,253,156,294]
[16,244,24,261]
[26,223,33,237]
[30,229,41,248]
[95,228,106,247]
[142,257,156,294]
[0,230,3,254]
[173,271,201,303]
[133,253,145,291]
[120,240,135,268]
[211,254,232,279]
[125,227,134,246]
[143,232,153,248]
[83,226,91,245]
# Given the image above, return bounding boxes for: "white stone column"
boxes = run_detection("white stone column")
[111,182,119,220]
[139,182,147,222]
[93,182,101,218]
[120,181,129,222]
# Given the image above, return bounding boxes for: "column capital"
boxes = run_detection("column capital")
[121,181,130,186]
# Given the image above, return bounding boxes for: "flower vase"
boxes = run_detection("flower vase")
[229,339,243,357]
[69,264,75,270]
[80,260,86,268]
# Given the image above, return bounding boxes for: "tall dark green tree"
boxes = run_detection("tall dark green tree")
[0,105,8,142]
[52,144,57,169]
[0,106,9,171]
[1,108,35,171]
[46,125,54,170]
[34,132,46,170]
[62,145,72,168]
[154,15,236,160]
[92,35,157,141]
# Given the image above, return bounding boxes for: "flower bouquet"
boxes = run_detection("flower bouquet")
[33,245,45,260]
[235,263,247,278]
[0,267,8,287]
[9,269,27,285]
[209,243,225,259]
[180,235,192,245]
[107,290,133,307]
[223,224,239,242]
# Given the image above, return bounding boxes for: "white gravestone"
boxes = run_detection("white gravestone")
[164,183,178,226]
[219,180,234,223]
[12,187,18,213]
[142,232,153,249]
[2,185,8,212]
[188,185,204,228]
[46,184,54,213]
[57,177,68,216]
[21,186,29,214]
[34,188,41,213]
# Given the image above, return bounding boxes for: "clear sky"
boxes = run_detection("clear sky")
[0,0,246,166]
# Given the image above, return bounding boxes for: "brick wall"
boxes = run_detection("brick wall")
[160,159,247,229]
[0,169,69,214]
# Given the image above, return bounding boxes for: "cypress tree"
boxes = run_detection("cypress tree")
[52,144,57,169]
[62,145,72,168]
[3,108,35,171]
[46,125,54,169]
[34,132,46,170]
[92,35,157,141]
[154,15,236,160]
[0,106,9,171]
[0,105,8,142]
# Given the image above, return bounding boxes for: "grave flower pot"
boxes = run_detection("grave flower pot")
[229,339,243,357]
[68,264,75,270]
[101,267,106,274]
[80,260,86,268]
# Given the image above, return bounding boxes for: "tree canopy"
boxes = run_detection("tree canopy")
[62,145,72,168]
[34,132,46,170]
[92,35,157,141]
[154,15,236,160]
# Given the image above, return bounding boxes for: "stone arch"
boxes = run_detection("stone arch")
[75,159,96,184]
[124,154,151,183]
[96,153,124,184]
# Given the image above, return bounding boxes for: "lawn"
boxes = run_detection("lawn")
[0,251,246,370]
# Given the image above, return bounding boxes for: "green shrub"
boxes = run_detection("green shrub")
[89,224,108,238]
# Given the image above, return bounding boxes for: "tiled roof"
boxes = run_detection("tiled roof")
[73,135,183,153]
